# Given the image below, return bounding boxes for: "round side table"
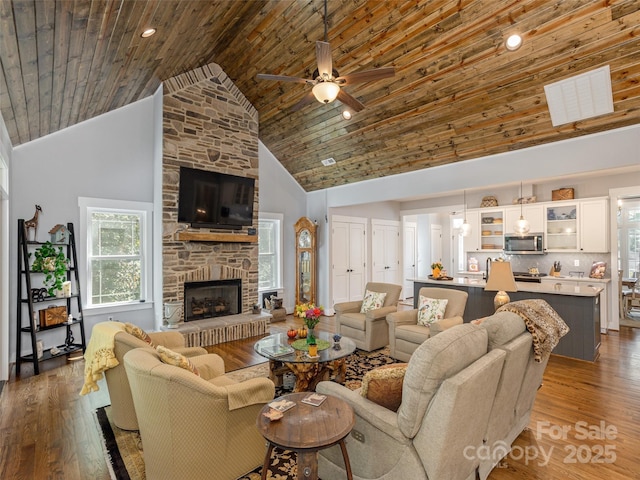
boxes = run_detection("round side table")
[256,392,355,480]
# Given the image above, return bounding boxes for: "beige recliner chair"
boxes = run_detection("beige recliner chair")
[334,282,402,351]
[386,287,468,361]
[105,328,207,430]
[316,323,506,480]
[124,347,275,480]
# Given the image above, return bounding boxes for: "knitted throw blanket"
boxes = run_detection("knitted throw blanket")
[80,321,126,395]
[497,299,570,362]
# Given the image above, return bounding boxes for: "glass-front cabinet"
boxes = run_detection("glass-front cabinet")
[294,217,317,305]
[479,209,504,251]
[545,202,578,251]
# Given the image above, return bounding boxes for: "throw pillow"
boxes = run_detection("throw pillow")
[124,322,155,347]
[417,296,449,326]
[156,345,200,376]
[360,290,387,313]
[361,363,408,411]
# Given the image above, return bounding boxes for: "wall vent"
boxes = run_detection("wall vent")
[321,157,336,166]
[544,65,613,127]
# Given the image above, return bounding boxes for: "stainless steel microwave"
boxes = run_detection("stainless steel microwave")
[504,233,544,254]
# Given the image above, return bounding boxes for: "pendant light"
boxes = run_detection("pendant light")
[514,182,531,234]
[460,190,471,237]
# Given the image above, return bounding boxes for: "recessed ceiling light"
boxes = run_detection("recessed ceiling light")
[342,110,352,120]
[141,28,157,38]
[505,34,522,51]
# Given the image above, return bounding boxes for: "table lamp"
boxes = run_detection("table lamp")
[484,261,518,310]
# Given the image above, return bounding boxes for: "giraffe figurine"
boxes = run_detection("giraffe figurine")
[25,205,42,242]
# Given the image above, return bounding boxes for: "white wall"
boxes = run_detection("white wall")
[258,141,307,312]
[9,96,158,362]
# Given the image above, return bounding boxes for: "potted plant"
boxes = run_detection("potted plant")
[30,241,69,297]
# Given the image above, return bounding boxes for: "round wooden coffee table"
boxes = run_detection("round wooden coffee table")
[257,392,355,480]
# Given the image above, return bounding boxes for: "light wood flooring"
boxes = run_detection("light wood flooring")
[1,315,639,480]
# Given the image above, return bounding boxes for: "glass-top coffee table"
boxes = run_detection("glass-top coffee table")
[254,331,356,392]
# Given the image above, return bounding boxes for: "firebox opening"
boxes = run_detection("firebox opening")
[184,279,241,322]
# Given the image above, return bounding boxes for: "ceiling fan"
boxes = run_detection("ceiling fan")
[256,0,395,112]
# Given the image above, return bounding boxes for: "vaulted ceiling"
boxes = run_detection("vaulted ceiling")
[1,0,639,191]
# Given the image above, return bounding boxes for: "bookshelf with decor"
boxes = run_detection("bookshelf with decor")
[16,220,86,375]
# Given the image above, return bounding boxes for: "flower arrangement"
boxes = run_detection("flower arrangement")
[295,303,324,329]
[431,262,444,270]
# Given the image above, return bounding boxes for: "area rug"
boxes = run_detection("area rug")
[620,310,640,329]
[95,347,399,480]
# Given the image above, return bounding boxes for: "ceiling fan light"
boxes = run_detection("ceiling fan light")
[514,216,530,234]
[313,82,340,104]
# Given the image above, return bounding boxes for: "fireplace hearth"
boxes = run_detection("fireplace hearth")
[184,279,241,322]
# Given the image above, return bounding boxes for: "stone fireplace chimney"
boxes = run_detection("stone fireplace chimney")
[161,63,259,325]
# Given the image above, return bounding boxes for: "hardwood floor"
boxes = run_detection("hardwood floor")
[1,316,639,480]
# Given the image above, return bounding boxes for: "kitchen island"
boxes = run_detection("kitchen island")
[412,277,603,361]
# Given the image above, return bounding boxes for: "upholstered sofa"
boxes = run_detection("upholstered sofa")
[104,328,207,430]
[316,305,565,480]
[386,287,468,361]
[334,282,403,351]
[124,347,275,480]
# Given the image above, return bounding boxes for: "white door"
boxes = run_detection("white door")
[348,222,366,300]
[403,222,417,300]
[332,221,350,305]
[332,217,367,306]
[372,220,400,284]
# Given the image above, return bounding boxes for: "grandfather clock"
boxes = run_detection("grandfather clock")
[294,217,317,305]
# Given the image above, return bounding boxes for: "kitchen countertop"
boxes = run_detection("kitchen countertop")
[412,277,604,297]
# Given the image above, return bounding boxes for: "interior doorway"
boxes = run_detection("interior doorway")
[609,185,640,331]
[612,189,640,328]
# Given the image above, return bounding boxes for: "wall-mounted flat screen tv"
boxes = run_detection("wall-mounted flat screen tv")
[178,166,255,230]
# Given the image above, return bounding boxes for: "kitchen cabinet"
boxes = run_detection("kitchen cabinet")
[504,204,545,234]
[479,208,504,251]
[463,208,505,252]
[579,198,609,252]
[545,201,578,251]
[463,210,481,252]
[545,197,609,252]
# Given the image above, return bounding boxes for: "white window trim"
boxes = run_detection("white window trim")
[258,212,284,292]
[79,197,153,314]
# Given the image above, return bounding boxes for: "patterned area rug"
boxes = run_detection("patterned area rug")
[95,347,399,480]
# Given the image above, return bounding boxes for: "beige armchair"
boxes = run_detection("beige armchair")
[335,282,403,351]
[104,328,207,430]
[316,323,506,480]
[386,287,468,361]
[124,347,275,480]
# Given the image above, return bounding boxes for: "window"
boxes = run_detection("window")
[258,213,283,290]
[79,198,152,309]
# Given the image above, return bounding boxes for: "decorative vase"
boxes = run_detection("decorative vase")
[432,267,441,278]
[306,327,316,344]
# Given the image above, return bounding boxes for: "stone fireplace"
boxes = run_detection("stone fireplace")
[161,62,260,324]
[184,279,241,322]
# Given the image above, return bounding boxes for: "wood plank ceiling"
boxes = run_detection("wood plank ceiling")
[1,0,639,192]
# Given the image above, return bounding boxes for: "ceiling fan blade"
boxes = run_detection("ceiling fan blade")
[316,41,333,78]
[291,91,317,112]
[256,73,310,84]
[337,89,365,112]
[336,67,395,85]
